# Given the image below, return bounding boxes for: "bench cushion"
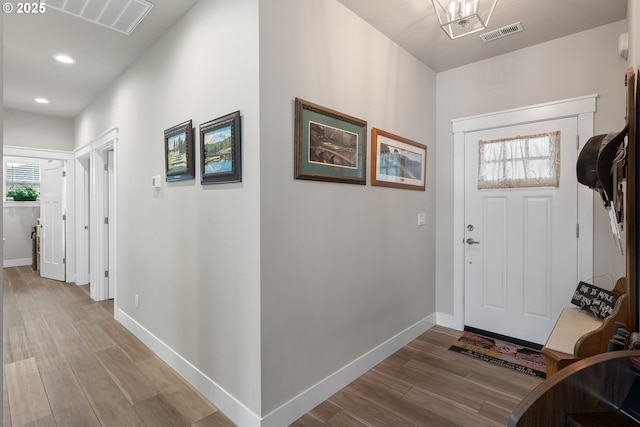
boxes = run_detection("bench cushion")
[545,307,603,354]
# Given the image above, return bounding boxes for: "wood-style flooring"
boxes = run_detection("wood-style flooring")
[290,326,543,426]
[3,266,542,427]
[3,266,234,427]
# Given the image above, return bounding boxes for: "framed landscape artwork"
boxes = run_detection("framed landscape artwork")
[200,111,241,185]
[294,98,367,185]
[164,120,195,182]
[371,128,427,191]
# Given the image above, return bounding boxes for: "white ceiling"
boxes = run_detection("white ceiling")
[3,0,199,118]
[3,0,629,119]
[337,0,628,72]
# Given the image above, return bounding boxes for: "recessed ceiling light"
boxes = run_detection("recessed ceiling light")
[34,98,50,104]
[54,54,76,64]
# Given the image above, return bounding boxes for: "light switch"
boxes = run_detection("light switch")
[151,175,162,189]
[418,213,427,226]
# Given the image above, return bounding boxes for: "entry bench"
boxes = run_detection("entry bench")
[542,277,630,377]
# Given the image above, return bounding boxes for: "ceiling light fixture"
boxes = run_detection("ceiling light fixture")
[431,0,499,40]
[54,54,76,64]
[34,98,50,104]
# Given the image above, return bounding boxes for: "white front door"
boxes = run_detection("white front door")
[464,117,579,345]
[40,160,66,281]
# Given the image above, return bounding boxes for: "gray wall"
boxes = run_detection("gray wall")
[9,0,638,421]
[3,203,39,266]
[4,109,74,151]
[435,20,629,315]
[75,0,437,417]
[258,0,437,415]
[75,0,263,415]
[3,110,73,266]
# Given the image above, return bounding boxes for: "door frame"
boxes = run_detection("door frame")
[74,154,91,286]
[4,145,75,282]
[446,94,597,331]
[74,127,118,305]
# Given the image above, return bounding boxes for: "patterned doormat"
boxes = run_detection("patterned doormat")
[448,332,547,379]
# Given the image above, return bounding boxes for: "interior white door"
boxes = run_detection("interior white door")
[464,117,579,345]
[40,160,66,281]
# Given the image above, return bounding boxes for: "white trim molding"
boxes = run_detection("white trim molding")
[261,313,437,427]
[4,145,74,160]
[3,258,32,268]
[117,308,437,427]
[75,127,119,304]
[448,94,597,331]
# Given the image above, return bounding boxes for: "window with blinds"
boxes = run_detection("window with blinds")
[5,161,41,193]
[477,131,560,189]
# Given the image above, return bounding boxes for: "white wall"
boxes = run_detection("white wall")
[259,0,437,416]
[435,21,629,316]
[75,0,262,416]
[4,109,74,151]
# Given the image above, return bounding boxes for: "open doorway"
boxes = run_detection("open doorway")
[74,128,118,305]
[3,146,74,281]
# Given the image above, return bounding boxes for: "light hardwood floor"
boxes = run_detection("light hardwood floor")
[3,266,235,427]
[290,327,543,426]
[3,266,542,427]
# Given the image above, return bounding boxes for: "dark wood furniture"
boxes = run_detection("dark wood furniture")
[543,277,631,377]
[541,69,638,378]
[510,67,640,427]
[508,351,640,427]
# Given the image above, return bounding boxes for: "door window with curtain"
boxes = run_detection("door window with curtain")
[4,158,41,201]
[477,131,560,189]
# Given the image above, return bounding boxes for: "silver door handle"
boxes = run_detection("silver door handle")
[466,238,480,245]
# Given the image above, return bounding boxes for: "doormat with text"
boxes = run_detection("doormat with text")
[448,332,546,379]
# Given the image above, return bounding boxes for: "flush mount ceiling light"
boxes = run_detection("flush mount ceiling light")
[34,98,50,104]
[431,0,499,40]
[45,0,154,36]
[54,54,76,64]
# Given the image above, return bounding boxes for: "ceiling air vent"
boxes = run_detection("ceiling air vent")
[45,0,154,36]
[479,22,524,43]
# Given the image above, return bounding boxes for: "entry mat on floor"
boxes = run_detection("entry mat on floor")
[448,331,547,379]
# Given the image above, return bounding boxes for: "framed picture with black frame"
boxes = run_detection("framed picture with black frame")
[200,111,242,185]
[164,120,195,182]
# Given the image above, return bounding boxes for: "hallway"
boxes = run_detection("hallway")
[3,266,235,427]
[3,266,542,426]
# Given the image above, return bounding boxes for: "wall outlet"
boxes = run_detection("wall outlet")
[135,294,139,308]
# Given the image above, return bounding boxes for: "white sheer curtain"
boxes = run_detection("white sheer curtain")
[478,131,560,189]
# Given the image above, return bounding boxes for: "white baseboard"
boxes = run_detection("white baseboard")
[261,313,437,427]
[117,309,437,427]
[436,311,463,330]
[3,258,32,268]
[116,309,262,427]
